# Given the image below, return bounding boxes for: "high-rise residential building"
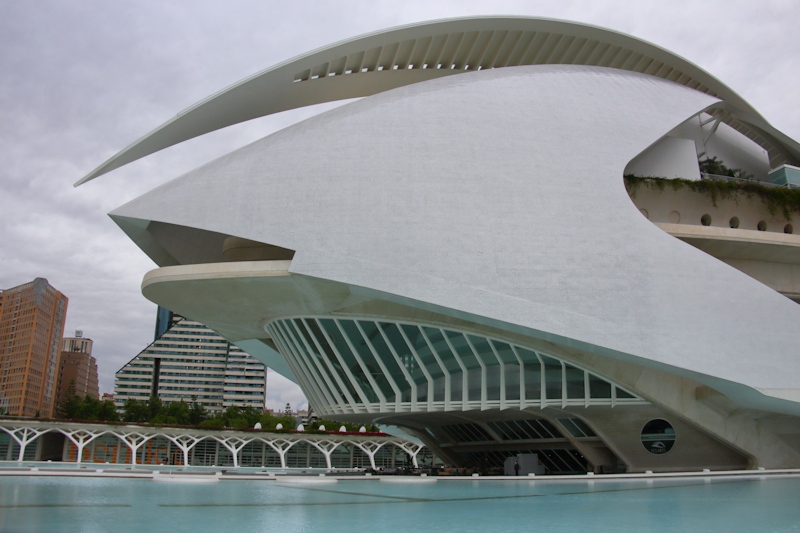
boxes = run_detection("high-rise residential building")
[114,312,267,413]
[0,278,68,417]
[56,331,99,407]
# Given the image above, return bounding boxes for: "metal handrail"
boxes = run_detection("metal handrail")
[700,173,798,189]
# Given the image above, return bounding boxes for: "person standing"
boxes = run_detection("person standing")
[514,460,520,476]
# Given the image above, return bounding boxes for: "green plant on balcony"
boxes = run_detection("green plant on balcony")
[624,175,800,220]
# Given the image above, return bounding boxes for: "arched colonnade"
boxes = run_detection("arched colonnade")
[0,421,428,470]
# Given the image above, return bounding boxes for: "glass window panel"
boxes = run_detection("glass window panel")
[339,320,392,402]
[308,447,327,468]
[447,331,480,370]
[430,375,446,403]
[278,320,337,404]
[302,319,352,402]
[554,449,585,473]
[318,319,376,403]
[447,371,464,403]
[615,387,636,399]
[466,370,481,402]
[558,418,584,438]
[486,421,508,440]
[285,443,310,468]
[485,365,502,401]
[518,419,544,439]
[516,348,542,401]
[564,364,585,400]
[467,336,496,367]
[491,340,517,364]
[538,419,563,439]
[402,325,444,380]
[452,426,469,442]
[446,331,481,402]
[465,425,481,441]
[541,355,562,401]
[489,421,511,440]
[382,323,427,402]
[493,421,516,440]
[589,375,612,399]
[571,418,596,437]
[442,423,491,443]
[423,327,461,401]
[424,328,460,374]
[469,336,501,401]
[443,425,462,442]
[330,444,353,469]
[509,421,532,440]
[358,321,409,402]
[504,363,521,401]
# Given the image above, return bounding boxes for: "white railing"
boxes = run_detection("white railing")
[701,173,798,189]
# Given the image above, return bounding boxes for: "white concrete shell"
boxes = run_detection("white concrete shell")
[111,65,800,403]
[87,18,800,472]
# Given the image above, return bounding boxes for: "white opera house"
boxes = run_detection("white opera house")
[80,17,800,474]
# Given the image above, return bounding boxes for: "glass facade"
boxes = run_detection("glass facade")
[266,317,646,415]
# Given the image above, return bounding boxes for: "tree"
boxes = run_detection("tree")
[57,381,81,419]
[188,397,207,425]
[146,396,163,420]
[257,412,297,431]
[698,153,751,180]
[309,418,379,432]
[56,382,119,422]
[121,398,149,423]
[75,395,100,419]
[96,399,119,422]
[698,154,729,176]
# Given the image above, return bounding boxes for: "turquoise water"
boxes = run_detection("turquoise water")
[1,475,799,532]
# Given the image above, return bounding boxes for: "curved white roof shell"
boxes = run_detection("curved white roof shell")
[78,16,800,185]
[111,65,800,415]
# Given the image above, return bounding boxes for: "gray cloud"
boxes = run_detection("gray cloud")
[2,0,797,411]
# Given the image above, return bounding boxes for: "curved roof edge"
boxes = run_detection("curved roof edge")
[77,15,797,185]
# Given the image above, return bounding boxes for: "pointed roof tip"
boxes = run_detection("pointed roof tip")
[75,159,110,186]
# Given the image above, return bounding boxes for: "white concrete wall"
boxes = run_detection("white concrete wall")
[669,115,771,180]
[625,136,701,180]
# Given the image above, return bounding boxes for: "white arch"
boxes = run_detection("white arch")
[0,421,435,469]
[0,426,54,462]
[161,433,205,466]
[392,441,426,468]
[209,435,254,468]
[60,428,108,465]
[351,440,387,470]
[77,16,800,185]
[305,439,345,470]
[107,430,158,466]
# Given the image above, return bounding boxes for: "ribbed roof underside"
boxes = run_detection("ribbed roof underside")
[78,17,799,185]
[295,30,710,91]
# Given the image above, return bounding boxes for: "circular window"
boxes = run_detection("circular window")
[639,208,649,220]
[641,419,675,455]
[700,214,712,226]
[785,224,793,234]
[729,217,739,229]
[757,220,768,231]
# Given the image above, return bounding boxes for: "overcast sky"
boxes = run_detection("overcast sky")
[1,0,797,411]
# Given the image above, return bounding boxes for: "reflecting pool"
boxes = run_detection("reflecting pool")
[1,474,799,532]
